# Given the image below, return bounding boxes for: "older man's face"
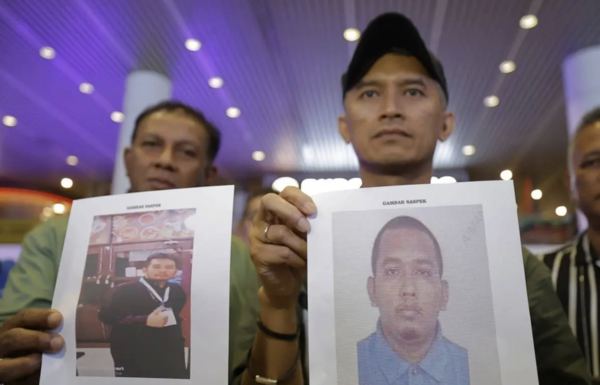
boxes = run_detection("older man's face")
[368,226,448,344]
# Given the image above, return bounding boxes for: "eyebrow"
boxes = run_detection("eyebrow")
[353,77,427,91]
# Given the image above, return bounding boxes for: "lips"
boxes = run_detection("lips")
[396,304,421,316]
[374,127,413,139]
[147,178,176,189]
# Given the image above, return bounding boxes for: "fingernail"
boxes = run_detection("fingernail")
[303,202,317,215]
[47,312,61,326]
[297,217,310,232]
[51,336,63,350]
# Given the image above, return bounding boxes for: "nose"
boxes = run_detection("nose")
[399,273,417,297]
[154,147,177,171]
[380,88,404,121]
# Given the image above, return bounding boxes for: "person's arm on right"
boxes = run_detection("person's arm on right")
[0,218,66,384]
[240,187,315,385]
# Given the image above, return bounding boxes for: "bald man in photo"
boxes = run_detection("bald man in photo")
[358,216,469,385]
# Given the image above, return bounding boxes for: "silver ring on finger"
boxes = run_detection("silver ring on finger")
[264,224,273,244]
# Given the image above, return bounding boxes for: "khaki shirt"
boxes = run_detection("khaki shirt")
[0,217,591,385]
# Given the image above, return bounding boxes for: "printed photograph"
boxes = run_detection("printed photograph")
[332,205,501,385]
[75,208,196,379]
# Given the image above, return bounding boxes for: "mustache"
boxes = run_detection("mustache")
[396,303,422,313]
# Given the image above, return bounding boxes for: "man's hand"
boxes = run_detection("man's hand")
[0,309,63,384]
[249,186,316,308]
[146,308,168,328]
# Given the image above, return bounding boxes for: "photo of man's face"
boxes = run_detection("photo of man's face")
[368,226,449,344]
[144,258,178,281]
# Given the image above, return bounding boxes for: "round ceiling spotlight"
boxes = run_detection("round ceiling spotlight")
[252,151,266,162]
[226,107,241,118]
[66,155,79,166]
[272,177,299,193]
[79,82,94,94]
[208,77,223,89]
[500,169,513,181]
[185,38,201,51]
[40,46,55,59]
[343,28,361,42]
[2,115,17,127]
[499,61,516,74]
[555,206,567,217]
[484,95,500,108]
[111,111,125,123]
[462,145,476,156]
[520,15,538,29]
[61,178,73,189]
[531,189,542,200]
[53,203,66,214]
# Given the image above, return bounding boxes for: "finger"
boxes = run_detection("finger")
[280,186,316,216]
[262,224,307,259]
[259,193,310,233]
[0,353,40,383]
[0,329,63,357]
[1,309,62,332]
[251,243,306,270]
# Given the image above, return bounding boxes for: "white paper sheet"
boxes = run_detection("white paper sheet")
[40,186,234,385]
[307,181,538,385]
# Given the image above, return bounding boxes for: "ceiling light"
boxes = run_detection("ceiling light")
[208,77,223,88]
[343,28,361,42]
[66,155,79,166]
[484,95,500,108]
[500,170,513,181]
[111,111,124,123]
[252,151,266,162]
[499,61,516,74]
[53,203,66,214]
[42,207,53,217]
[226,107,241,118]
[2,115,17,127]
[531,189,542,200]
[185,38,201,51]
[61,178,73,189]
[39,46,55,59]
[555,206,567,217]
[462,145,476,156]
[520,15,538,29]
[79,82,94,94]
[438,176,457,184]
[272,177,299,193]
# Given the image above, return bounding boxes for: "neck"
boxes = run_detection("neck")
[383,325,437,363]
[145,277,168,288]
[359,161,433,188]
[157,280,168,288]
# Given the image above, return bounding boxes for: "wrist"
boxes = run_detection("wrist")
[258,287,298,335]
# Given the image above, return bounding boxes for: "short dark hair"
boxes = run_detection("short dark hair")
[146,252,180,269]
[371,216,443,276]
[131,100,222,162]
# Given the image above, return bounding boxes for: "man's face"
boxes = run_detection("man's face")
[368,226,448,344]
[572,122,600,220]
[124,110,216,192]
[339,54,454,171]
[144,258,178,281]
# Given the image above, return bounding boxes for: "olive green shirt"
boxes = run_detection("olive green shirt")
[0,218,591,385]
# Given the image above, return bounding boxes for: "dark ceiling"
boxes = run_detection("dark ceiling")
[0,0,599,212]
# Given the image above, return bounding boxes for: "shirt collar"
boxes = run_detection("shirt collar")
[373,320,448,383]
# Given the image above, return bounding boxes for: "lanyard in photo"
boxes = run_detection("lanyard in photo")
[140,277,170,308]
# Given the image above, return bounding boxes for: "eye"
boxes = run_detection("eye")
[405,88,424,97]
[183,150,197,158]
[384,268,399,275]
[414,269,432,277]
[142,140,158,147]
[360,90,379,99]
[581,159,600,169]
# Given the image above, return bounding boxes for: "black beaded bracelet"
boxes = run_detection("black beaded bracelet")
[256,317,299,341]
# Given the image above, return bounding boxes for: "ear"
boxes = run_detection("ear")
[338,115,351,144]
[367,276,377,307]
[565,169,577,200]
[205,164,218,185]
[440,280,449,311]
[142,266,148,273]
[124,147,133,177]
[438,112,456,142]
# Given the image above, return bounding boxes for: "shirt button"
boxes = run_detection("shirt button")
[411,366,419,375]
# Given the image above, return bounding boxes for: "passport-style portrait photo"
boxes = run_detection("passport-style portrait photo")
[331,205,501,385]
